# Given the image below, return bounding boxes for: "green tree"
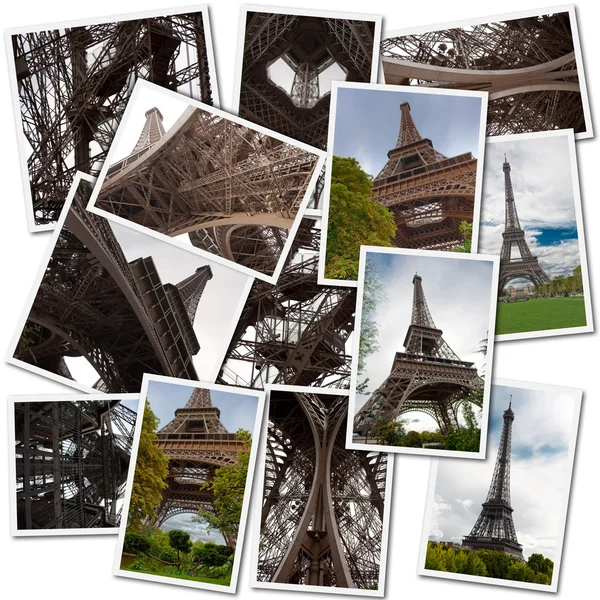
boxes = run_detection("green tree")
[168,530,192,566]
[197,429,252,547]
[402,430,423,447]
[325,157,396,280]
[371,416,407,446]
[451,220,473,253]
[124,531,151,555]
[128,400,169,530]
[443,401,481,452]
[193,541,229,568]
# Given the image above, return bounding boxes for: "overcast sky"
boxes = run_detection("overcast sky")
[478,133,581,283]
[428,383,579,560]
[332,86,483,178]
[141,379,260,542]
[64,218,251,387]
[356,250,495,430]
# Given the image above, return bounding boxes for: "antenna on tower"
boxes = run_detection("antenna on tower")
[509,394,512,409]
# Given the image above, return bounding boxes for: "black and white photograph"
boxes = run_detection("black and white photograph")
[348,246,498,458]
[6,172,252,393]
[6,5,218,231]
[8,393,139,536]
[251,385,393,595]
[381,6,593,139]
[87,81,325,282]
[419,379,582,592]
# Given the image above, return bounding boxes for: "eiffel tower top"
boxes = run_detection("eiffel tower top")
[131,107,166,154]
[502,154,523,232]
[175,265,213,324]
[396,102,423,147]
[185,387,213,409]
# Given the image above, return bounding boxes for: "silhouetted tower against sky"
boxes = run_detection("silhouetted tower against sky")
[463,397,524,560]
[371,102,477,250]
[175,265,213,320]
[152,387,246,545]
[499,155,550,293]
[354,274,482,436]
[258,391,388,587]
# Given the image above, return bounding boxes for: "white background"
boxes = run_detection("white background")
[0,0,597,597]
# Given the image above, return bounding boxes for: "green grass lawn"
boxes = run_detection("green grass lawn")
[496,296,587,335]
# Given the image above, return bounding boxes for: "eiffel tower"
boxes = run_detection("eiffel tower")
[354,273,482,436]
[371,102,478,250]
[152,387,247,545]
[498,155,550,293]
[463,397,524,560]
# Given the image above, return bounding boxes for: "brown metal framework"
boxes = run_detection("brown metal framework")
[13,178,213,392]
[381,11,584,136]
[239,12,376,149]
[96,105,320,277]
[258,390,388,588]
[218,220,356,390]
[12,12,213,226]
[463,399,524,560]
[15,399,136,530]
[152,388,247,546]
[372,102,477,250]
[354,274,483,436]
[498,156,550,292]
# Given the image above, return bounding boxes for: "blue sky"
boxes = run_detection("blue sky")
[356,250,495,427]
[478,133,581,285]
[429,383,580,560]
[332,86,484,177]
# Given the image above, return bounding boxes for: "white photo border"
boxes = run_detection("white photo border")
[7,392,140,537]
[318,81,489,288]
[4,171,253,393]
[380,4,593,141]
[112,374,266,594]
[249,383,394,597]
[416,377,583,593]
[346,244,499,459]
[481,128,594,342]
[5,4,219,233]
[86,79,326,285]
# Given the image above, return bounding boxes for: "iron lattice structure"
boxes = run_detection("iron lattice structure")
[217,220,356,390]
[463,399,524,560]
[152,387,247,546]
[239,12,376,149]
[258,390,388,588]
[372,102,477,250]
[498,156,550,292]
[14,178,213,392]
[96,105,320,277]
[12,12,213,227]
[354,274,483,436]
[381,11,585,136]
[15,399,136,530]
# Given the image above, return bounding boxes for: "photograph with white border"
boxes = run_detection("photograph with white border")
[347,245,498,459]
[113,374,265,593]
[8,393,139,536]
[478,129,593,341]
[380,5,593,140]
[418,378,582,592]
[5,172,252,393]
[250,384,393,596]
[86,80,325,284]
[6,5,219,233]
[319,82,487,287]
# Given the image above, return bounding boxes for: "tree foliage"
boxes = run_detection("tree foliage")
[168,529,193,564]
[536,264,583,296]
[425,542,553,585]
[371,416,407,446]
[451,220,473,253]
[197,429,252,548]
[193,542,230,567]
[128,400,169,530]
[325,156,396,280]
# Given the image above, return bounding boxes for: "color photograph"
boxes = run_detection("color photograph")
[6,173,252,393]
[87,81,325,283]
[419,380,582,592]
[7,7,217,231]
[251,386,393,596]
[348,246,498,458]
[478,130,593,340]
[115,376,264,592]
[381,7,593,139]
[320,83,487,284]
[8,394,138,536]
